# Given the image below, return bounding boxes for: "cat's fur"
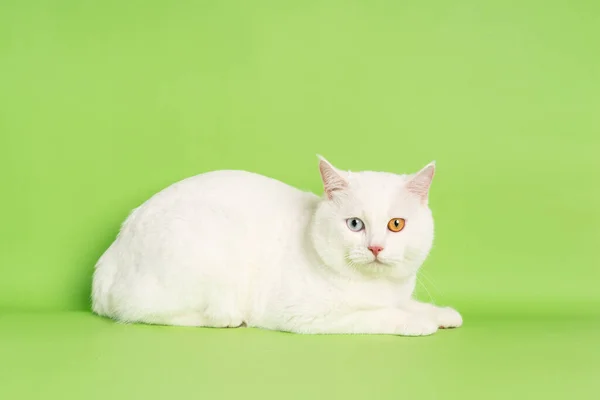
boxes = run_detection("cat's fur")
[92,157,462,335]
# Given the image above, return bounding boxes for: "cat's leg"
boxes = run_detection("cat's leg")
[162,313,207,327]
[405,300,463,329]
[276,308,438,336]
[161,312,245,328]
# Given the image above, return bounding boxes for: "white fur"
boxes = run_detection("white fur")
[91,157,462,335]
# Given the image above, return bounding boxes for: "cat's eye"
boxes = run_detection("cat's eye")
[346,218,364,232]
[387,218,406,232]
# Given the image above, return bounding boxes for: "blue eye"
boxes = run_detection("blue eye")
[346,218,364,232]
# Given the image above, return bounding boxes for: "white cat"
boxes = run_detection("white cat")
[92,156,462,336]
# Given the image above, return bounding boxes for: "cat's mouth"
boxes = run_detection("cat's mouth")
[346,253,392,268]
[367,258,391,267]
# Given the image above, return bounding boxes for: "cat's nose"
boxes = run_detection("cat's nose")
[368,246,384,257]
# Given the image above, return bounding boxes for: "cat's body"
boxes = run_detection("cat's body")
[92,158,462,335]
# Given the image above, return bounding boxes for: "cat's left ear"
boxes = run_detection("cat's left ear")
[406,161,435,203]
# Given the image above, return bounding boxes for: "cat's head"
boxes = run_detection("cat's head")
[310,156,435,280]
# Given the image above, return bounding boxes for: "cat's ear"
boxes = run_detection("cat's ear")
[406,161,435,203]
[317,155,347,200]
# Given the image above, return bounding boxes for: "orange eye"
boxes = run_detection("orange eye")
[387,218,406,232]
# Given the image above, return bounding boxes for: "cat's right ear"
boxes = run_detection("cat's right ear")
[317,155,347,200]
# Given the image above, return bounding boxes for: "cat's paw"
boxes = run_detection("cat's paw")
[434,307,463,329]
[397,315,438,336]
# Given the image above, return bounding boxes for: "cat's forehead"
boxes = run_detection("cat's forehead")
[343,171,419,214]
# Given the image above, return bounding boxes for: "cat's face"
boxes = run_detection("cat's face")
[310,157,435,280]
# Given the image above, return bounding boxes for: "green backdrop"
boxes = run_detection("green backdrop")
[1,0,598,399]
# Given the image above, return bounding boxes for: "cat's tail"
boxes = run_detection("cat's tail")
[91,244,118,317]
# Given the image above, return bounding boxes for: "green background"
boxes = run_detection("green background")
[1,0,598,399]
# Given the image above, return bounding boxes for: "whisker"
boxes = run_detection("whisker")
[419,270,444,297]
[344,254,360,270]
[416,276,437,306]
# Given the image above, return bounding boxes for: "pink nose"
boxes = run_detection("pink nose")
[368,246,384,257]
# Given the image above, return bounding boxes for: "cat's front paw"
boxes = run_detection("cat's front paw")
[397,315,438,336]
[434,307,463,329]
